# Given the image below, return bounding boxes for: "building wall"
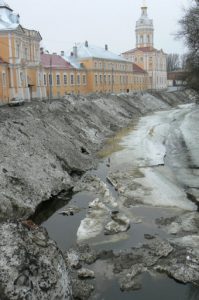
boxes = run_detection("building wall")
[132,72,149,91]
[0,63,9,103]
[0,28,46,103]
[77,57,148,93]
[43,67,88,98]
[123,50,167,90]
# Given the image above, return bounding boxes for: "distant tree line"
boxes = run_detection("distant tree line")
[177,0,199,90]
[166,53,187,72]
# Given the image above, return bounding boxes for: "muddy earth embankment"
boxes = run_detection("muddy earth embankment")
[0,89,198,299]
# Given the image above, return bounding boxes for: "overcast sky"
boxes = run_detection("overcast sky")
[8,0,190,55]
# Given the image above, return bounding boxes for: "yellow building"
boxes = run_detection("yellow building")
[132,62,149,91]
[0,0,46,103]
[65,42,148,94]
[122,3,167,90]
[0,1,150,104]
[41,51,88,98]
[0,56,9,103]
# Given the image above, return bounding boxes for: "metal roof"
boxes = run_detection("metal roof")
[0,1,19,31]
[41,53,73,69]
[0,0,12,11]
[66,42,128,62]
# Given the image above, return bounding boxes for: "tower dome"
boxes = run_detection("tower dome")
[135,2,154,48]
[0,0,12,11]
[0,1,20,28]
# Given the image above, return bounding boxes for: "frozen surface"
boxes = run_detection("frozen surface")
[77,104,199,243]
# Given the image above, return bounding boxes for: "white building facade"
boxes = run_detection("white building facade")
[122,3,167,90]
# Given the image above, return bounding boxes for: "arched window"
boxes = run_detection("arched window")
[140,35,143,44]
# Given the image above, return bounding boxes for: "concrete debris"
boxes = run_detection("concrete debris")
[0,221,72,300]
[77,268,95,279]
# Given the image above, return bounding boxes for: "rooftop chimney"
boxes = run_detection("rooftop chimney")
[85,40,88,47]
[73,45,78,58]
[105,44,108,51]
[61,51,65,56]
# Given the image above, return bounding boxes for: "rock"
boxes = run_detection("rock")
[0,221,72,300]
[145,238,173,258]
[67,250,82,269]
[104,213,130,235]
[144,234,155,240]
[113,238,174,274]
[72,279,94,300]
[156,212,199,236]
[77,198,109,241]
[66,244,98,268]
[76,244,99,265]
[59,206,80,216]
[154,246,199,284]
[119,264,145,291]
[77,268,95,279]
[88,198,108,211]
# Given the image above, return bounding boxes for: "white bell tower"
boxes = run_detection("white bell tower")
[135,1,154,48]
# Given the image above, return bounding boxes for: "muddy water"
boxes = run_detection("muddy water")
[35,105,199,299]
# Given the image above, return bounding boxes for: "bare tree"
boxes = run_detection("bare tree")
[167,53,180,71]
[177,0,199,90]
[180,53,188,70]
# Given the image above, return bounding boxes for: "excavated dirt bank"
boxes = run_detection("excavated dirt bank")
[0,89,198,300]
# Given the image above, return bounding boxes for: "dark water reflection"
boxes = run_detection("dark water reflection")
[91,272,199,300]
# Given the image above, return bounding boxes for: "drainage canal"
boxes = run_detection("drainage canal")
[31,105,199,299]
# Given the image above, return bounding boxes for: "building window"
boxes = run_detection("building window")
[56,74,61,86]
[63,74,67,85]
[49,74,53,86]
[77,74,81,85]
[104,75,106,84]
[108,75,111,85]
[16,44,20,58]
[2,72,6,87]
[20,72,24,86]
[99,74,102,84]
[95,74,98,85]
[25,48,28,60]
[43,74,47,86]
[82,74,86,85]
[70,74,74,85]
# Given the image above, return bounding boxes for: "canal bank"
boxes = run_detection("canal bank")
[0,89,198,299]
[36,102,199,299]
